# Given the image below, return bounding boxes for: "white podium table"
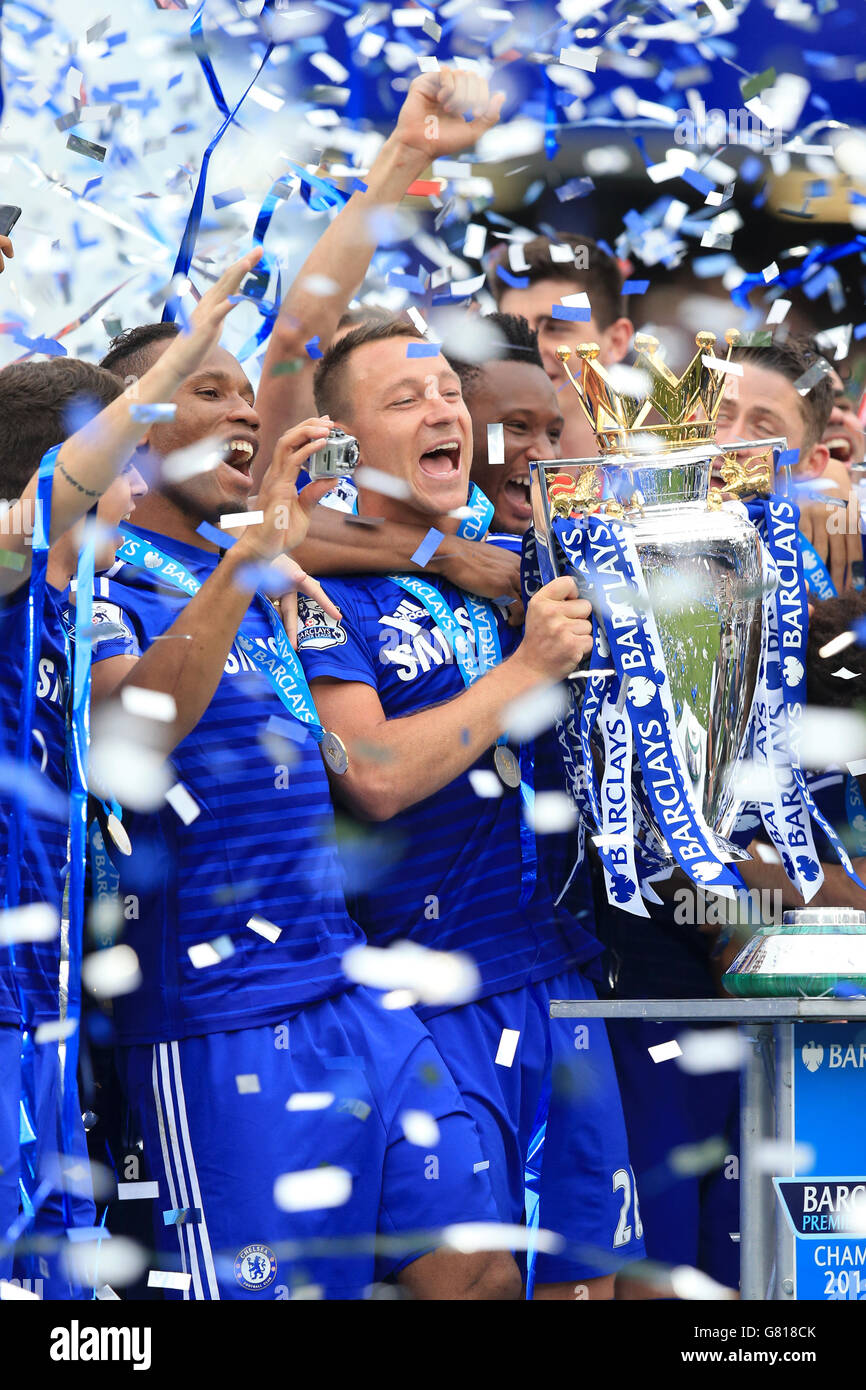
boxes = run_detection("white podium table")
[550,998,866,1300]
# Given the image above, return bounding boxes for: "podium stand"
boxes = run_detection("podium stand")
[550,997,866,1301]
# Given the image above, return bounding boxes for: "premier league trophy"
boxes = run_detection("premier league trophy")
[528,331,770,916]
[528,328,866,994]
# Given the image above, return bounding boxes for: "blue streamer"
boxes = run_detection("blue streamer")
[163,5,275,320]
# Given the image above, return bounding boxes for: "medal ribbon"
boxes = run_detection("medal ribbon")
[748,498,866,893]
[797,532,837,599]
[551,524,649,915]
[116,529,326,743]
[556,513,742,893]
[386,574,537,900]
[338,480,494,543]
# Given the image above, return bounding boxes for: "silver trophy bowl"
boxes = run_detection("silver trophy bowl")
[529,444,764,866]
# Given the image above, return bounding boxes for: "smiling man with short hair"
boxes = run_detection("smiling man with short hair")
[298,319,644,1300]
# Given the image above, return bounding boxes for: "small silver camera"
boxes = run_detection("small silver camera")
[308,428,360,480]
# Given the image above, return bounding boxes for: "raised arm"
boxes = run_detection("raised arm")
[3,249,263,596]
[253,68,505,478]
[91,421,332,751]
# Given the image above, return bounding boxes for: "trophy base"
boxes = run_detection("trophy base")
[723,910,866,998]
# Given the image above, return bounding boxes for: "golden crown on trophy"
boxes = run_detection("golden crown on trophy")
[556,329,743,455]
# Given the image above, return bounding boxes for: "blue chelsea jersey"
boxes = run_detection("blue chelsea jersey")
[86,526,364,1045]
[0,583,70,1027]
[296,567,600,1016]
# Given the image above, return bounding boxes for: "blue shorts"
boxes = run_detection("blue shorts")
[607,1019,740,1288]
[120,986,500,1300]
[1,1024,96,1297]
[425,967,645,1286]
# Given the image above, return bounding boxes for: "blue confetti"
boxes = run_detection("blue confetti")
[305,336,323,360]
[622,279,650,295]
[681,167,714,196]
[266,715,309,746]
[197,520,235,549]
[410,529,445,569]
[854,323,866,340]
[405,341,441,357]
[555,176,595,202]
[389,269,427,294]
[777,448,801,469]
[495,265,529,290]
[212,187,246,209]
[551,304,591,322]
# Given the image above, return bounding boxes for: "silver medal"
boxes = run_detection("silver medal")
[106,812,133,856]
[321,731,349,775]
[494,745,521,789]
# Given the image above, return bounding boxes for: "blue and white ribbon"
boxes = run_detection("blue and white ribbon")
[556,513,742,894]
[386,573,537,902]
[797,532,836,599]
[748,497,866,895]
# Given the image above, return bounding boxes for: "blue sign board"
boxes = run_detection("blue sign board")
[777,1024,866,1299]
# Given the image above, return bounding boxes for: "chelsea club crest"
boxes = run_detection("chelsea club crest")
[235,1243,278,1290]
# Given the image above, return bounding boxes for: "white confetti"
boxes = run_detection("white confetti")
[762,261,780,283]
[0,903,59,944]
[486,422,504,466]
[165,783,200,825]
[342,940,480,1006]
[63,1235,148,1291]
[81,945,142,1000]
[274,1166,352,1212]
[818,631,855,659]
[669,1265,737,1300]
[161,437,225,485]
[148,1270,192,1291]
[187,936,234,969]
[701,355,743,376]
[468,769,503,799]
[799,708,866,768]
[400,1110,440,1147]
[117,1181,160,1202]
[522,791,578,834]
[120,686,177,724]
[675,1028,749,1074]
[766,298,791,325]
[833,667,859,680]
[354,466,412,500]
[494,1027,520,1067]
[752,1140,815,1173]
[502,682,570,740]
[558,46,598,72]
[247,914,282,943]
[648,1039,683,1063]
[33,1018,77,1044]
[442,1222,563,1255]
[753,842,781,865]
[380,988,418,1010]
[462,223,487,261]
[220,510,262,530]
[235,1074,261,1094]
[286,1092,335,1111]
